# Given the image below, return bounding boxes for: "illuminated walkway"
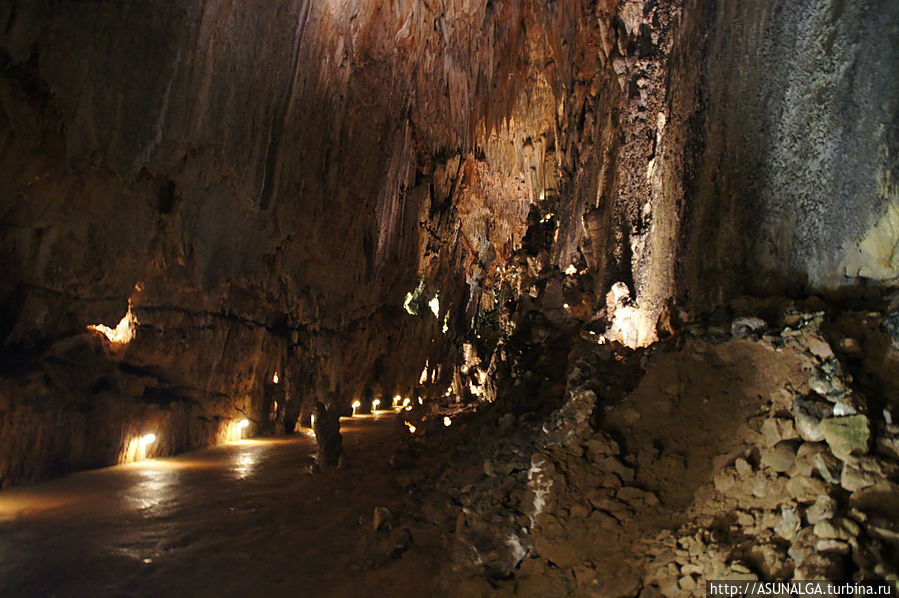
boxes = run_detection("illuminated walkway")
[0,413,420,597]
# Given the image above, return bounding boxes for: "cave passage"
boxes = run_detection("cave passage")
[0,413,433,597]
[1,0,898,595]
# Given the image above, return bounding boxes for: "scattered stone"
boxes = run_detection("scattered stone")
[796,442,830,477]
[786,475,827,503]
[849,481,899,519]
[788,527,817,565]
[761,441,798,473]
[678,574,698,592]
[805,495,837,525]
[795,442,827,476]
[809,359,853,400]
[812,451,842,484]
[813,517,861,541]
[756,510,781,531]
[840,455,899,492]
[774,506,801,540]
[734,457,753,477]
[832,397,859,416]
[816,539,851,554]
[807,336,835,360]
[770,387,794,412]
[761,418,798,447]
[819,415,870,460]
[731,317,767,337]
[793,395,832,442]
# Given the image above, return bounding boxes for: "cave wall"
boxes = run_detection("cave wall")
[653,0,899,313]
[0,0,567,484]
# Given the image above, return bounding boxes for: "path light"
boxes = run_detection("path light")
[563,303,570,309]
[444,417,452,427]
[351,400,361,415]
[272,372,279,384]
[310,414,315,428]
[238,419,250,431]
[402,398,411,407]
[565,264,577,275]
[372,399,381,410]
[139,433,156,460]
[393,395,402,408]
[404,422,416,434]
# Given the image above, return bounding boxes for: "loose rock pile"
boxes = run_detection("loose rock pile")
[383,302,899,597]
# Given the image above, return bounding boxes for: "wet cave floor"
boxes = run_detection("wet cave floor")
[0,413,438,598]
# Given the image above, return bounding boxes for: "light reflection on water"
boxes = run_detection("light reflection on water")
[0,416,400,597]
[0,438,293,522]
[230,446,261,480]
[127,465,180,512]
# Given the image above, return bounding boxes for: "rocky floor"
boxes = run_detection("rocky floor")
[372,300,899,597]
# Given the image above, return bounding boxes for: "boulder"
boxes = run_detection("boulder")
[819,415,870,460]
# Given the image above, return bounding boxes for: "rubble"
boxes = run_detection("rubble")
[820,415,871,461]
[397,305,899,596]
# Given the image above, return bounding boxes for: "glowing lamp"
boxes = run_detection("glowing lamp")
[237,419,250,430]
[310,414,316,428]
[402,398,411,407]
[138,433,156,460]
[372,399,381,410]
[404,422,416,434]
[393,395,402,407]
[565,264,577,275]
[444,417,452,427]
[87,304,137,345]
[351,400,361,415]
[272,372,279,384]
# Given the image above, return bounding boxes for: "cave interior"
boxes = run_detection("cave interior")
[1,0,898,596]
